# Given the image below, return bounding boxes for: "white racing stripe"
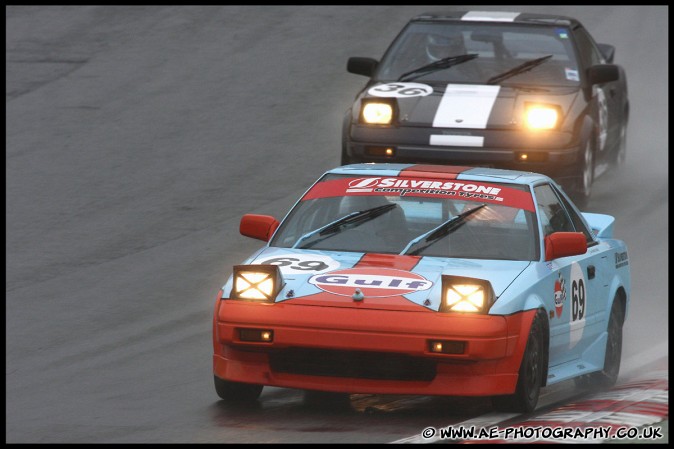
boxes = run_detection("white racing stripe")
[429,135,484,147]
[462,11,521,22]
[432,84,500,132]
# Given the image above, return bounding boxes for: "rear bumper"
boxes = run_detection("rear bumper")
[213,300,537,396]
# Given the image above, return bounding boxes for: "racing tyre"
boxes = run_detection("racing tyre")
[214,376,263,402]
[572,138,595,208]
[492,311,545,413]
[611,123,627,168]
[574,298,623,389]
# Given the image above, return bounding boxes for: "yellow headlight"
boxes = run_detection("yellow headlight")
[525,105,559,130]
[362,102,393,125]
[445,284,485,312]
[440,276,493,314]
[232,265,283,302]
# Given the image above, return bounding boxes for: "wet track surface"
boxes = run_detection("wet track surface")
[6,5,668,443]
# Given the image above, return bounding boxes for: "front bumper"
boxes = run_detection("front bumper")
[213,299,537,397]
[346,125,583,181]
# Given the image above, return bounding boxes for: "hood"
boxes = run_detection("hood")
[361,82,580,128]
[226,247,531,312]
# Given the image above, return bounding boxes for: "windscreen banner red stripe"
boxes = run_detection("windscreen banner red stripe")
[301,176,535,211]
[354,253,421,271]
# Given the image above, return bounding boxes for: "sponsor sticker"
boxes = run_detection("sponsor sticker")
[302,177,535,211]
[554,272,567,318]
[565,68,580,82]
[615,251,629,268]
[309,267,432,297]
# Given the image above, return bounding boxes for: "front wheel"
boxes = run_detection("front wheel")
[214,376,263,402]
[611,124,627,168]
[492,311,545,413]
[571,138,595,208]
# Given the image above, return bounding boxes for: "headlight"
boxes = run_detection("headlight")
[361,101,394,125]
[231,264,284,302]
[524,103,560,130]
[440,275,494,313]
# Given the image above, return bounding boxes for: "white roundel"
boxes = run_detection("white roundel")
[594,86,608,152]
[256,254,339,275]
[568,262,587,349]
[367,83,433,98]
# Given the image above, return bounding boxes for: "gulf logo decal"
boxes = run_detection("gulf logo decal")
[308,267,432,298]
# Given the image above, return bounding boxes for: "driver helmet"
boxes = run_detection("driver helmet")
[425,31,466,61]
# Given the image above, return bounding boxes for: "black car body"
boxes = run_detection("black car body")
[342,10,629,205]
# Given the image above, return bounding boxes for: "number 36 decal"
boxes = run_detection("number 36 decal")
[257,254,340,274]
[367,82,433,98]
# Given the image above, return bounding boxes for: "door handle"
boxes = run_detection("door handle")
[587,265,596,279]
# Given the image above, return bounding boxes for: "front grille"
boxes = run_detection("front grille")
[269,348,436,381]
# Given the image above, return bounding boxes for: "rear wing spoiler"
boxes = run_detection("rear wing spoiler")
[582,212,615,238]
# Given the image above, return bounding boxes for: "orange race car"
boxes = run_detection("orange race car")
[213,163,630,412]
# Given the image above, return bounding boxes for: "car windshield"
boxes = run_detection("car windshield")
[270,174,540,261]
[375,21,581,87]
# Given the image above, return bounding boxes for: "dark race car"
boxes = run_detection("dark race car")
[342,10,629,206]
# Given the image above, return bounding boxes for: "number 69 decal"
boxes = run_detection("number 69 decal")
[568,262,587,349]
[367,83,433,98]
[256,254,340,275]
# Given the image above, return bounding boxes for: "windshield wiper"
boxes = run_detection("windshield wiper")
[400,204,486,256]
[486,55,553,85]
[292,203,397,249]
[398,53,479,82]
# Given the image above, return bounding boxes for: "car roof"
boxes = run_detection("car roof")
[412,10,579,28]
[329,163,551,187]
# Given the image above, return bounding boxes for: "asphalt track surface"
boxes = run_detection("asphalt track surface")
[6,5,668,444]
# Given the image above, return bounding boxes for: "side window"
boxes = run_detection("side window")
[534,184,575,236]
[553,186,595,244]
[572,27,603,68]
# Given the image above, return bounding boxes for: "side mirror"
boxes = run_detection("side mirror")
[347,57,378,77]
[544,232,587,261]
[596,43,615,63]
[587,64,619,85]
[240,214,280,242]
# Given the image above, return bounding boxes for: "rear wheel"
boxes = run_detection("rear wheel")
[214,376,263,402]
[492,311,545,413]
[574,298,623,389]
